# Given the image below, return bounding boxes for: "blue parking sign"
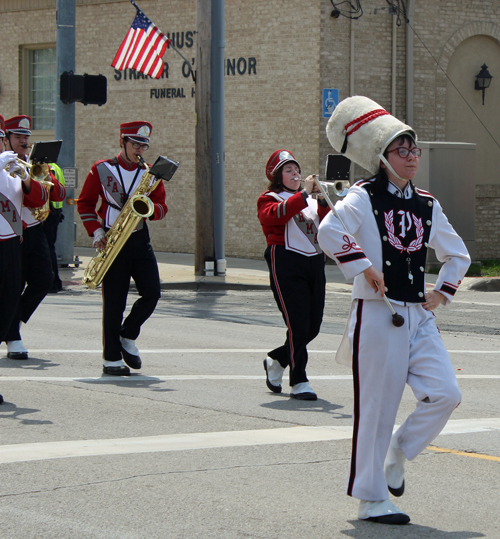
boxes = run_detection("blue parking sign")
[323,88,339,118]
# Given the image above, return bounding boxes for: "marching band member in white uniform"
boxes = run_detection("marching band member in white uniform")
[3,115,65,360]
[0,114,50,400]
[317,96,470,525]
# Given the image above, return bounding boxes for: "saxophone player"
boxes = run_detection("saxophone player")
[77,121,168,376]
[2,115,65,360]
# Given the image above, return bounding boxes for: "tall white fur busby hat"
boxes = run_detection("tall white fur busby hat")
[326,96,416,175]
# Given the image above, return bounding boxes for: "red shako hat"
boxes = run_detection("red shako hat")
[120,121,152,143]
[0,115,5,138]
[5,115,32,135]
[265,149,300,182]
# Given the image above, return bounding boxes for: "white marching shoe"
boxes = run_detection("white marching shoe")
[358,499,410,525]
[290,381,317,401]
[6,340,28,360]
[263,357,285,393]
[384,433,406,497]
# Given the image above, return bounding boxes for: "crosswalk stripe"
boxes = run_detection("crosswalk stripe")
[0,374,499,382]
[0,418,498,464]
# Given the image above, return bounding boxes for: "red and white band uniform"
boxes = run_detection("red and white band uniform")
[317,178,470,501]
[0,162,50,342]
[77,153,167,363]
[3,158,66,345]
[258,187,330,387]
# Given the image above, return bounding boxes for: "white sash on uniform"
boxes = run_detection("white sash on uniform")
[269,191,321,257]
[0,169,25,239]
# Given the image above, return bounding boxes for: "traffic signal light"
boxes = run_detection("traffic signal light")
[60,72,107,106]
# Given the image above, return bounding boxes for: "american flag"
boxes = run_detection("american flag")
[111,7,171,79]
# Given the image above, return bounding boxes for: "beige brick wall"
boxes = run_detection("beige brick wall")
[1,0,500,259]
[476,185,500,260]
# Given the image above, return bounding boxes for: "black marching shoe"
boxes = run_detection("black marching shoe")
[121,347,142,370]
[103,365,131,376]
[120,337,142,370]
[385,434,406,497]
[358,500,410,525]
[263,357,283,393]
[6,340,28,360]
[290,382,317,401]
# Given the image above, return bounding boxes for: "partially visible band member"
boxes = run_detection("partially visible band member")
[258,149,330,401]
[43,163,66,293]
[0,114,51,399]
[77,121,168,376]
[2,115,66,360]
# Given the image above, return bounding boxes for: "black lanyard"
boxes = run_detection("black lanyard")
[113,157,141,204]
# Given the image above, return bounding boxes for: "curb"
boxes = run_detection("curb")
[159,281,270,292]
[460,277,500,292]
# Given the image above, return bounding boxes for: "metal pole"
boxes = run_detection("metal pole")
[54,0,77,266]
[211,0,225,275]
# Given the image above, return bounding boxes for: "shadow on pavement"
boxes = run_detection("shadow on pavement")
[342,520,485,538]
[0,357,59,370]
[79,376,176,392]
[261,397,351,419]
[0,402,53,425]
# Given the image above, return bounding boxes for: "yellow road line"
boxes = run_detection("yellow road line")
[428,445,500,462]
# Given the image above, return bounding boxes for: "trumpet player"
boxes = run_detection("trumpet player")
[2,115,66,360]
[77,121,168,376]
[0,115,53,374]
[258,150,330,400]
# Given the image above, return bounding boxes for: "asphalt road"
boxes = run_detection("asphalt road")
[0,285,499,538]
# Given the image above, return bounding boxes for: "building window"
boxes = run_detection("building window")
[23,45,56,131]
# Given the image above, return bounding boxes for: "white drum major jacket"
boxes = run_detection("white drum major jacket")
[317,179,471,305]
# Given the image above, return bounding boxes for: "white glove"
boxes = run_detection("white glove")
[0,151,17,172]
[92,227,106,248]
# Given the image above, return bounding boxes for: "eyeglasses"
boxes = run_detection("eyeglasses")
[387,147,422,158]
[130,142,149,151]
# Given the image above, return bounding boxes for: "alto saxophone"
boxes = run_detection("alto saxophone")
[82,158,162,289]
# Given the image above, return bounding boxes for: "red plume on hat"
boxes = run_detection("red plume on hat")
[0,115,5,138]
[5,115,32,135]
[120,121,153,143]
[265,149,300,182]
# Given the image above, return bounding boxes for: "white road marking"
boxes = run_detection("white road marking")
[0,418,498,465]
[1,348,499,354]
[0,374,498,382]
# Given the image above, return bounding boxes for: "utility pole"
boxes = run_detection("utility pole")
[194,0,214,275]
[194,0,225,276]
[54,0,77,266]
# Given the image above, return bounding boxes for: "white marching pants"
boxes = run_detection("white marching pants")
[346,299,462,501]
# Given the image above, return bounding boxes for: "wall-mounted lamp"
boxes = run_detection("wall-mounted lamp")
[475,64,493,105]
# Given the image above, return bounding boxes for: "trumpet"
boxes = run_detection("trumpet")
[5,158,50,182]
[302,177,351,198]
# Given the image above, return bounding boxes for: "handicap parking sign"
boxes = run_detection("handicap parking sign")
[323,88,339,118]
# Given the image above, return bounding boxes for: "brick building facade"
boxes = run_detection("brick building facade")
[1,0,499,259]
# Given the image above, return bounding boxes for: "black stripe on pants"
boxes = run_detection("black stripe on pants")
[264,244,326,387]
[101,226,161,362]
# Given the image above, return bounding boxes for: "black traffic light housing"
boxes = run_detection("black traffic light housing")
[60,71,107,106]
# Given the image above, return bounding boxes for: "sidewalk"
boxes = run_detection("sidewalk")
[58,247,489,293]
[59,247,352,292]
